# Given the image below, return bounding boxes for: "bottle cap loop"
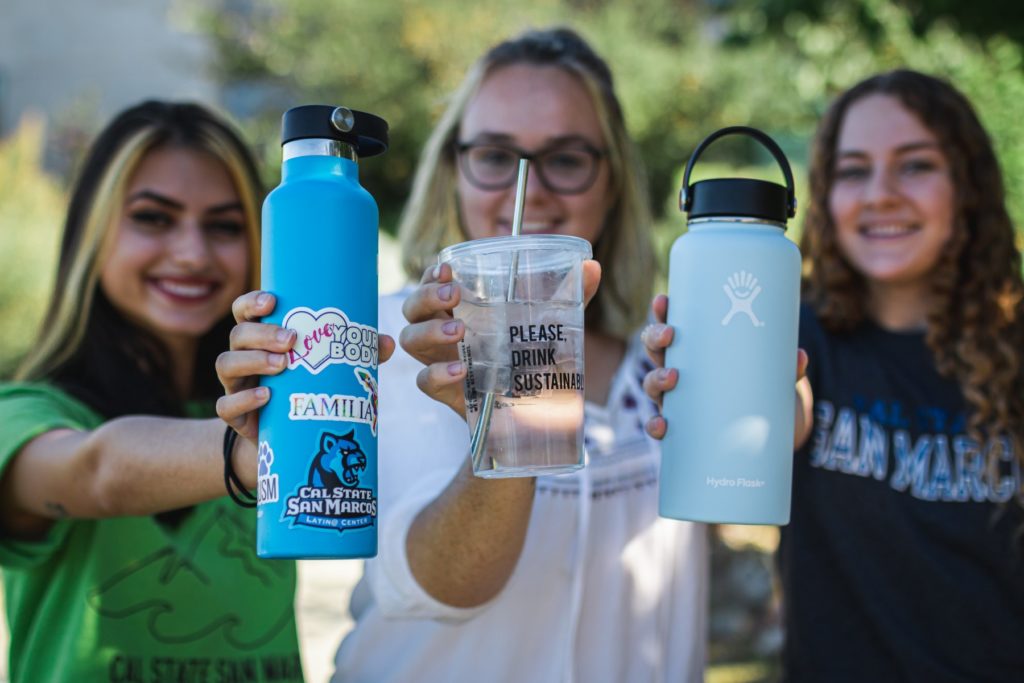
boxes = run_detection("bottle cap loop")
[680,126,796,225]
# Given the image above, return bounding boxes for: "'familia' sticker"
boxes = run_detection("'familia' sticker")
[283,306,378,375]
[288,369,378,435]
[284,430,377,532]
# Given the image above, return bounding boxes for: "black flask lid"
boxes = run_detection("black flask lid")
[281,104,389,157]
[680,126,796,226]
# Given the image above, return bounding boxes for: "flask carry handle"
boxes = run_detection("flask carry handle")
[680,126,797,219]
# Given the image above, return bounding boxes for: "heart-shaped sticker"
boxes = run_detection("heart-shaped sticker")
[283,306,377,374]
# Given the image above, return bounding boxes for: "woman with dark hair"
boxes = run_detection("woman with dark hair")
[0,101,309,682]
[644,69,1024,680]
[218,27,708,683]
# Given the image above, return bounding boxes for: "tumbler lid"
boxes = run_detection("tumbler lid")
[680,126,796,226]
[281,105,389,157]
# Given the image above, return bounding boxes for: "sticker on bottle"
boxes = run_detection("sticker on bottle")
[283,306,378,374]
[282,430,378,532]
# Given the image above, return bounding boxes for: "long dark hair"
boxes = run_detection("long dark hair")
[801,70,1024,457]
[18,100,262,415]
[16,101,263,524]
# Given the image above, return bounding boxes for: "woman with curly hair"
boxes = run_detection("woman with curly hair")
[644,69,1024,680]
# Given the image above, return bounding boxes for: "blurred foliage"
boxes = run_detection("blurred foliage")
[3,0,1023,362]
[722,0,1024,51]
[185,0,1024,246]
[0,117,64,377]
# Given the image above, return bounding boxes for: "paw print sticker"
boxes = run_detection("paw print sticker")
[258,441,275,477]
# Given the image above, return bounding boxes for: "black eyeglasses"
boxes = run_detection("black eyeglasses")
[455,141,606,194]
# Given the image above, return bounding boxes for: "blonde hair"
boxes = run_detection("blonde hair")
[398,27,655,340]
[16,101,262,412]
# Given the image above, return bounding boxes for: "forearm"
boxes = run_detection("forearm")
[4,417,255,525]
[406,458,536,608]
[84,416,256,516]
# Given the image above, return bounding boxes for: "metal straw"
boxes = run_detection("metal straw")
[470,158,529,471]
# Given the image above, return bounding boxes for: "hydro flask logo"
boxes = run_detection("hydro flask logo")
[721,271,765,327]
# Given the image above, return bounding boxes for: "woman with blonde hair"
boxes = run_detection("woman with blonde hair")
[0,100,307,682]
[218,26,708,683]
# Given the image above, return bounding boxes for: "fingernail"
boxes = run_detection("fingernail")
[277,328,294,344]
[256,387,269,399]
[269,353,287,367]
[447,361,464,376]
[657,368,672,381]
[438,284,453,301]
[442,320,459,335]
[256,291,270,306]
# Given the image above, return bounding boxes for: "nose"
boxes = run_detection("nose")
[862,164,901,207]
[169,221,213,271]
[522,164,555,205]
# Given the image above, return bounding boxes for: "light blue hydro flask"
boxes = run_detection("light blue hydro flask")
[257,105,388,558]
[659,126,801,525]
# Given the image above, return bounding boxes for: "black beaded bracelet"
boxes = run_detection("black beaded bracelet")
[223,425,257,508]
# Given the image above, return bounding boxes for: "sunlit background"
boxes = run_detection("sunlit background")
[2,0,1023,681]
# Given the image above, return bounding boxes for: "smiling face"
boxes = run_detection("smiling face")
[99,145,250,349]
[829,94,956,296]
[456,63,613,243]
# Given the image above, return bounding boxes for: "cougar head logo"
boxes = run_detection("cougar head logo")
[310,430,366,488]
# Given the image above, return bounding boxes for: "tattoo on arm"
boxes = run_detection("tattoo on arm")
[44,501,69,519]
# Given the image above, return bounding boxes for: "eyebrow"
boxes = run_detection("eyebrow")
[126,190,243,214]
[836,141,940,159]
[127,190,183,210]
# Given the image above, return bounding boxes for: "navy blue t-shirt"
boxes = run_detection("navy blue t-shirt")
[779,305,1024,682]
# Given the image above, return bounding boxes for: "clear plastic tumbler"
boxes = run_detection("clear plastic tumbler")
[439,234,592,478]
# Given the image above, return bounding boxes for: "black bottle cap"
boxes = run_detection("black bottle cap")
[687,178,791,223]
[680,126,796,226]
[281,105,389,157]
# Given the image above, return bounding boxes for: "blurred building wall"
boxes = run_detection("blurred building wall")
[0,0,217,138]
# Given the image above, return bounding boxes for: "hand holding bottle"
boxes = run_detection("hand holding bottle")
[640,293,811,445]
[399,259,603,420]
[215,290,397,442]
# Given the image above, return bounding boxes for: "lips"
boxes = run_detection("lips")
[149,277,221,302]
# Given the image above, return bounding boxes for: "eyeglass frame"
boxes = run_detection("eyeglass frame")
[454,139,607,195]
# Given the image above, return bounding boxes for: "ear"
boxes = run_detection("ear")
[320,432,338,452]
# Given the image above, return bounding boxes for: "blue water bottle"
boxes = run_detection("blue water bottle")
[257,105,388,558]
[659,126,801,525]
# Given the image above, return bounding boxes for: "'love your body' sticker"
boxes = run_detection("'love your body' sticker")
[283,306,378,375]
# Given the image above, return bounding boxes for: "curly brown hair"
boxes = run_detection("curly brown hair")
[801,69,1024,459]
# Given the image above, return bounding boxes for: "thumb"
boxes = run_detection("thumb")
[582,259,602,308]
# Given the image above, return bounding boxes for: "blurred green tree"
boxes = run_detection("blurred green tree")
[187,0,1024,245]
[0,118,65,377]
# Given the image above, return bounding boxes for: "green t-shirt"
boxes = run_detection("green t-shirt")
[0,383,303,683]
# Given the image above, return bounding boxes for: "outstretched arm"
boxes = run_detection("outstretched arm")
[0,416,257,538]
[396,260,601,608]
